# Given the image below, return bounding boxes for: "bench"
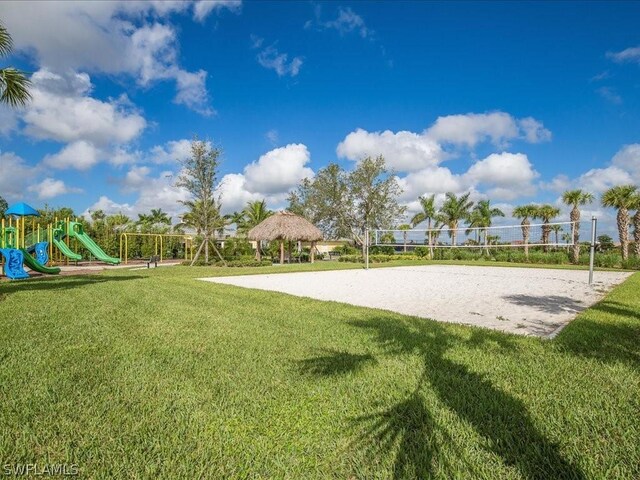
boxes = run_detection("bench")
[147,255,160,268]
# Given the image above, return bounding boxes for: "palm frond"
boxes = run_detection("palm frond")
[0,68,32,107]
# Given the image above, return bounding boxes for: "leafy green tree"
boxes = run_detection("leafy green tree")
[536,205,561,252]
[440,192,474,247]
[287,164,351,239]
[466,199,504,254]
[597,234,615,252]
[0,195,7,217]
[347,156,405,255]
[512,204,538,258]
[0,23,31,107]
[288,156,404,254]
[562,189,594,263]
[601,185,637,260]
[410,194,437,258]
[176,140,225,265]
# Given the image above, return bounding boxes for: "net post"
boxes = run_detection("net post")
[365,229,370,270]
[588,216,597,285]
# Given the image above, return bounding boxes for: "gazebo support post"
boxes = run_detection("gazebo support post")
[310,241,315,263]
[256,241,261,261]
[279,239,284,265]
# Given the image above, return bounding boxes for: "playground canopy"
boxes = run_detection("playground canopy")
[248,211,323,264]
[5,202,40,217]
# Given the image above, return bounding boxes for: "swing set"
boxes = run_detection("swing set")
[119,233,195,264]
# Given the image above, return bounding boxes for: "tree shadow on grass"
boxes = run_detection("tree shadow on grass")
[297,349,377,376]
[351,386,442,479]
[554,300,640,368]
[337,317,585,479]
[0,275,145,299]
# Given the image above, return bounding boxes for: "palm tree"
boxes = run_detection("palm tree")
[398,224,411,252]
[149,208,171,227]
[0,23,31,107]
[549,224,563,251]
[512,205,538,259]
[632,193,640,257]
[440,192,474,248]
[410,194,437,258]
[562,189,594,263]
[602,185,637,260]
[233,200,273,258]
[536,205,561,253]
[239,200,273,234]
[466,200,504,254]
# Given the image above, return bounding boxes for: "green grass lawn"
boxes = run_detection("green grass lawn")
[1,263,638,479]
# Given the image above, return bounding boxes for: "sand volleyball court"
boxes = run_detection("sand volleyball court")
[199,265,631,337]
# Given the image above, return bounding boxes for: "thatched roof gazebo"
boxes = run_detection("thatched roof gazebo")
[248,211,323,264]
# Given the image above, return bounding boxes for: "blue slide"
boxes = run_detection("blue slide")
[0,248,30,279]
[26,241,50,266]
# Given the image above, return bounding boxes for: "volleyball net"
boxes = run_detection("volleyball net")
[371,221,581,249]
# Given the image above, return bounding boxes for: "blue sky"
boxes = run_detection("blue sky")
[1,1,639,232]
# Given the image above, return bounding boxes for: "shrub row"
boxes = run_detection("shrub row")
[338,254,423,263]
[182,259,272,267]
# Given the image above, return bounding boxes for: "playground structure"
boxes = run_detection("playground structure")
[119,232,194,264]
[1,204,61,279]
[1,204,122,280]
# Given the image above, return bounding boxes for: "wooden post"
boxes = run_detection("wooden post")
[310,241,315,263]
[256,241,261,261]
[279,239,284,264]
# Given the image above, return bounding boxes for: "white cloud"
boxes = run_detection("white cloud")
[265,129,279,145]
[122,166,152,192]
[193,0,242,22]
[28,178,83,200]
[518,117,553,143]
[253,38,303,77]
[611,143,640,179]
[541,143,640,200]
[2,1,215,115]
[307,5,372,39]
[337,128,444,172]
[337,112,551,177]
[0,107,19,137]
[83,195,135,218]
[597,86,622,105]
[149,139,194,164]
[173,69,214,115]
[43,141,102,171]
[426,112,550,148]
[215,144,314,213]
[0,152,34,202]
[217,173,263,214]
[607,45,640,64]
[396,167,468,202]
[84,168,190,219]
[465,152,539,200]
[541,174,572,193]
[395,152,538,207]
[323,7,371,38]
[577,166,634,194]
[244,144,314,194]
[24,70,146,147]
